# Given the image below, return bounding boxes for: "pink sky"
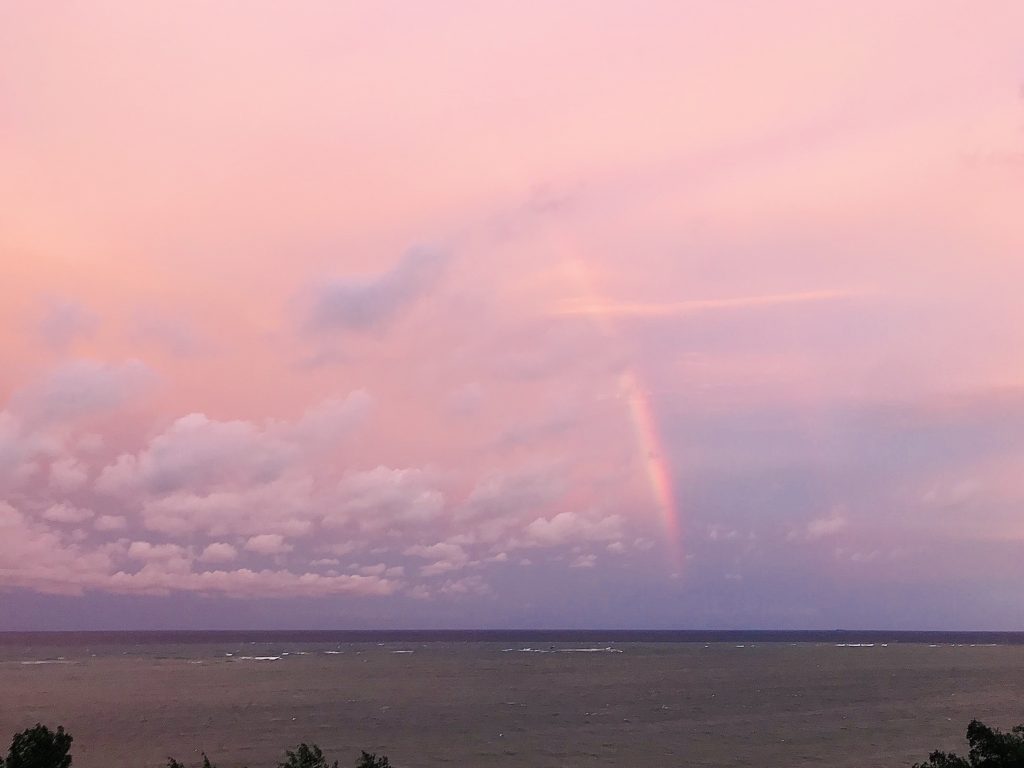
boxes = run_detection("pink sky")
[1,2,1023,628]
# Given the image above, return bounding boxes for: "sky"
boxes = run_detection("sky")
[1,1,1023,630]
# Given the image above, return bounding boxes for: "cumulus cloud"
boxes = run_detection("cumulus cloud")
[405,541,470,576]
[0,501,116,595]
[94,514,127,531]
[0,500,400,599]
[127,541,190,561]
[199,542,238,563]
[436,575,490,597]
[244,533,293,555]
[459,468,561,521]
[283,391,372,447]
[570,553,597,568]
[327,466,445,531]
[524,511,623,547]
[96,392,368,505]
[48,457,88,492]
[306,249,448,333]
[103,568,399,599]
[138,474,316,537]
[41,502,94,524]
[96,413,298,496]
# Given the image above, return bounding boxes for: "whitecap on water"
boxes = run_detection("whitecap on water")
[235,656,283,661]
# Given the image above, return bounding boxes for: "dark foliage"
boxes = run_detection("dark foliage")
[1,725,73,768]
[914,719,1024,768]
[3,723,390,768]
[167,753,217,768]
[355,752,390,768]
[278,743,338,768]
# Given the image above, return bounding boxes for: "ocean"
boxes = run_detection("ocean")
[2,631,1023,767]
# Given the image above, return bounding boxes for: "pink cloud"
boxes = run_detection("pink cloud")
[244,534,294,556]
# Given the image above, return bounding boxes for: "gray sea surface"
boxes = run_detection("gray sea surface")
[2,633,1023,767]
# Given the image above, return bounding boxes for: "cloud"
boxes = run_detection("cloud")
[199,542,238,563]
[0,501,399,599]
[786,511,849,541]
[41,503,94,524]
[96,412,297,496]
[306,249,448,332]
[436,575,490,597]
[97,392,369,499]
[48,457,88,492]
[326,466,445,531]
[244,533,293,555]
[103,567,399,598]
[0,501,116,595]
[8,359,153,428]
[405,541,469,576]
[37,299,98,349]
[94,514,127,531]
[459,468,561,521]
[139,475,316,537]
[127,541,190,561]
[524,511,623,547]
[283,391,372,447]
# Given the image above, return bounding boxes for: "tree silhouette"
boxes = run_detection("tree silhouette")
[2,724,392,768]
[355,752,391,768]
[278,743,338,768]
[167,753,217,768]
[1,725,73,768]
[914,719,1024,768]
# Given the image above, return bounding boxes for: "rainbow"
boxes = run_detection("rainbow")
[619,370,684,569]
[556,259,684,569]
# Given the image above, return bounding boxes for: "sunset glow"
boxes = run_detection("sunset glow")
[2,1,1024,630]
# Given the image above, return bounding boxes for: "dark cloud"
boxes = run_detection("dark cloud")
[306,249,448,333]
